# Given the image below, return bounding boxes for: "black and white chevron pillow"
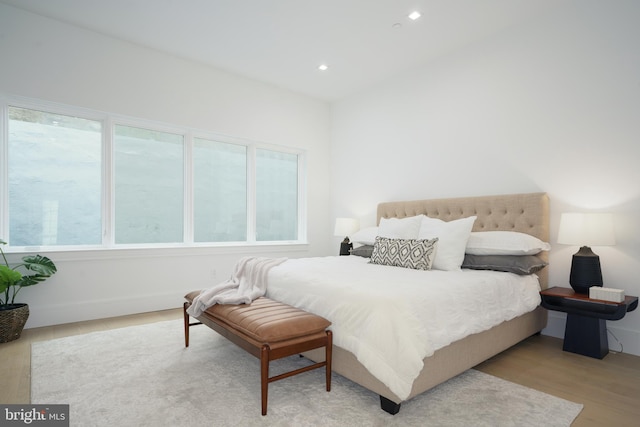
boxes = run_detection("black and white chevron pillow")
[369,236,438,271]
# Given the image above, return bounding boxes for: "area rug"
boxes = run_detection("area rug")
[31,320,582,426]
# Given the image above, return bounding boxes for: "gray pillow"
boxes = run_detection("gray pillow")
[461,254,547,275]
[369,236,438,271]
[350,245,374,258]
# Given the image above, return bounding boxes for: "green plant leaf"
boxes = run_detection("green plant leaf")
[16,275,47,287]
[22,255,57,276]
[0,265,22,284]
[0,242,57,304]
[0,265,23,295]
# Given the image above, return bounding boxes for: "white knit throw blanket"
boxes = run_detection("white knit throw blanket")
[186,256,287,317]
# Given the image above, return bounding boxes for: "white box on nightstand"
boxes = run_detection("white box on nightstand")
[589,287,625,303]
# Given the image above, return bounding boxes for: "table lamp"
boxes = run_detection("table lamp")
[334,218,360,255]
[557,212,615,294]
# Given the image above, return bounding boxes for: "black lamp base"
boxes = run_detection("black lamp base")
[339,241,353,256]
[569,246,603,294]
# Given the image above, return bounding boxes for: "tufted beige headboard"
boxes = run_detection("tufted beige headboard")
[377,192,550,288]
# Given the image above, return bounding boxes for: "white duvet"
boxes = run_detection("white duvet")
[266,256,541,401]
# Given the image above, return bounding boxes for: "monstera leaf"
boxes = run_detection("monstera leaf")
[17,255,57,286]
[1,240,57,305]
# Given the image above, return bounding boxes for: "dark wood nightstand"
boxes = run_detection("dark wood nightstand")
[540,286,638,359]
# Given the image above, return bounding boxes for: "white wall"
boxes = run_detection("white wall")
[0,4,333,327]
[331,0,640,355]
[3,1,639,357]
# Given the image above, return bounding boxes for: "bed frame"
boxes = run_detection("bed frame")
[304,192,550,414]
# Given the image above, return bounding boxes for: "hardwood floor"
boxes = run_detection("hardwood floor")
[2,310,639,426]
[476,334,640,427]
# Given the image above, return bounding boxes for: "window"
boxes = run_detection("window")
[1,98,305,249]
[193,138,247,243]
[114,125,184,244]
[256,149,298,241]
[7,107,102,246]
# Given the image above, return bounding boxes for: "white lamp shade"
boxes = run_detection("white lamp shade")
[334,218,359,237]
[557,213,616,246]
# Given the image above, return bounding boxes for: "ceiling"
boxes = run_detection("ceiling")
[1,0,567,101]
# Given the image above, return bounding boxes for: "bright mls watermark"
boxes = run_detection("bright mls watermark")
[1,405,69,426]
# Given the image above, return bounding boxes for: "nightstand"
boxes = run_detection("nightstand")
[540,286,638,359]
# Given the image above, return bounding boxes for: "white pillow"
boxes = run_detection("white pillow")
[418,216,477,271]
[378,215,424,239]
[465,231,551,255]
[350,226,379,246]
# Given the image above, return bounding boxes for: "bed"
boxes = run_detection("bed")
[265,192,550,414]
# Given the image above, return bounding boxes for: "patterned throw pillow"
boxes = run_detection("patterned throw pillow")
[369,236,438,271]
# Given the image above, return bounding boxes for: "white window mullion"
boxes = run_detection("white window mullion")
[183,131,194,244]
[297,152,307,243]
[0,101,8,240]
[246,145,257,243]
[103,117,115,247]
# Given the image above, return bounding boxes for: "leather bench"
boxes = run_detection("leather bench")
[183,291,332,415]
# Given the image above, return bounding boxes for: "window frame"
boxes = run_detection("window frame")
[0,95,307,253]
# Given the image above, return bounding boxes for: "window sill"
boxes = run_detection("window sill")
[4,242,310,262]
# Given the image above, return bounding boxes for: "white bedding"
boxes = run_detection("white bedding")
[266,256,541,400]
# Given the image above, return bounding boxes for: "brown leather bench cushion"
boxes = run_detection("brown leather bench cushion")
[185,291,331,343]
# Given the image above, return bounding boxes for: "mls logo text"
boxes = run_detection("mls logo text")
[1,405,69,426]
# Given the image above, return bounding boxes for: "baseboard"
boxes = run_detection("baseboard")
[543,311,640,357]
[541,312,566,339]
[24,292,182,329]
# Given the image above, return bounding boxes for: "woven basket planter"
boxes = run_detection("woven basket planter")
[0,303,30,343]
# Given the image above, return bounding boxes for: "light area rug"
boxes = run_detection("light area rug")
[31,320,583,427]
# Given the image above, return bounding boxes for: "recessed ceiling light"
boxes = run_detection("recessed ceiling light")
[408,11,421,21]
[318,64,329,71]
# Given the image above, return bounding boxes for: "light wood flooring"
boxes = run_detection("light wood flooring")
[1,309,639,426]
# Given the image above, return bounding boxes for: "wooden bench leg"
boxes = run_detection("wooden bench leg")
[183,302,190,348]
[261,344,270,416]
[183,302,204,348]
[326,330,332,392]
